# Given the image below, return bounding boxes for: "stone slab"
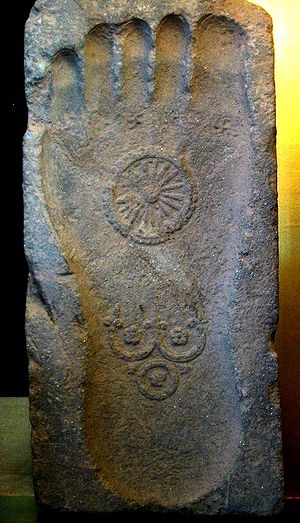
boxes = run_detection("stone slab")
[24,0,283,514]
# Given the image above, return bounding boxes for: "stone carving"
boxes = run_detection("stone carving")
[105,155,194,244]
[25,0,283,515]
[159,317,205,362]
[136,360,179,401]
[103,305,157,362]
[103,305,206,398]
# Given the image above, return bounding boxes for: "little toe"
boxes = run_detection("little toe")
[51,50,83,125]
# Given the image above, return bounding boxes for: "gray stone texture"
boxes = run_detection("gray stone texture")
[24,0,283,514]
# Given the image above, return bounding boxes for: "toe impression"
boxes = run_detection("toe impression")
[84,25,116,109]
[51,50,83,125]
[155,15,190,101]
[121,19,152,105]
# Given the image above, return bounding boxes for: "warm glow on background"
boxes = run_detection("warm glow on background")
[249,0,300,497]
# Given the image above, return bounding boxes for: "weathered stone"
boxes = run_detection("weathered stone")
[24,0,283,514]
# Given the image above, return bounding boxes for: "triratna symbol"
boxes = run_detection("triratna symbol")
[104,155,194,245]
[103,305,206,401]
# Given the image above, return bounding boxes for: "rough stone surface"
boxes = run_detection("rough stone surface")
[24,0,283,514]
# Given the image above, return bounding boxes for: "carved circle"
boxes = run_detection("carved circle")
[122,325,143,346]
[169,326,189,346]
[159,318,206,363]
[105,155,194,244]
[109,324,156,362]
[136,359,179,400]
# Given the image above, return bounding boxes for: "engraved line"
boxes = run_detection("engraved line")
[149,206,157,228]
[115,196,132,205]
[158,162,173,181]
[135,168,146,182]
[160,200,176,215]
[162,182,185,191]
[148,206,157,230]
[149,160,158,179]
[133,171,145,189]
[116,199,132,209]
[148,159,157,180]
[118,183,131,192]
[128,204,145,232]
[127,203,144,224]
[160,170,180,187]
[119,206,133,218]
[116,202,131,212]
[115,189,133,201]
[144,205,153,228]
[141,160,150,178]
[160,197,181,211]
[137,205,148,231]
[158,203,172,218]
[120,202,140,219]
[129,167,139,183]
[160,191,185,201]
[142,206,155,231]
[147,206,154,228]
[154,161,161,179]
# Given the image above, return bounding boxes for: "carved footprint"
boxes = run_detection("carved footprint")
[41,14,252,508]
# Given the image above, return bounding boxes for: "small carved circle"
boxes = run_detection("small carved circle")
[123,325,142,346]
[106,155,194,244]
[148,367,168,387]
[159,318,206,363]
[108,324,156,362]
[169,327,189,346]
[136,360,179,401]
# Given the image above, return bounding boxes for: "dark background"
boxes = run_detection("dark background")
[1,0,299,502]
[1,1,35,397]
